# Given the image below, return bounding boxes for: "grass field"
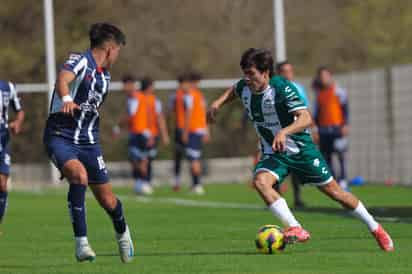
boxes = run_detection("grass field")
[0,183,411,274]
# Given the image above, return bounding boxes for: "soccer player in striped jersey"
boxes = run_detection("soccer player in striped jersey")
[207,48,394,251]
[43,23,134,262]
[0,80,24,233]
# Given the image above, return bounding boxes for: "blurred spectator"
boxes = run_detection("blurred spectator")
[276,61,308,208]
[312,66,349,190]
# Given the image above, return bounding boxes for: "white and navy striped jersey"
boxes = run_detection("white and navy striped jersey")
[47,50,110,145]
[0,80,22,130]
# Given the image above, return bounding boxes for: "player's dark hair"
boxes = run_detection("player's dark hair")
[189,71,202,82]
[89,23,126,49]
[141,77,154,91]
[316,65,332,76]
[121,74,136,83]
[240,48,274,77]
[276,60,291,74]
[177,73,191,84]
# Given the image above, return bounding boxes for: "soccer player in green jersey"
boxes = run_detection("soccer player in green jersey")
[207,48,394,251]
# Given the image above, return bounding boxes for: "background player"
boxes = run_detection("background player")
[312,67,349,190]
[141,76,170,189]
[276,61,309,208]
[0,80,24,232]
[43,23,134,262]
[207,48,393,251]
[183,72,210,195]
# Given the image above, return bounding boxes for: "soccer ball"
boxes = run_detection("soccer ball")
[255,225,286,254]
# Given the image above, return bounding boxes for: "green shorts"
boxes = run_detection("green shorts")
[254,146,333,186]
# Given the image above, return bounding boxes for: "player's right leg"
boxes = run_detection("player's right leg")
[128,134,152,195]
[186,133,205,195]
[173,128,184,191]
[253,158,310,243]
[0,174,8,231]
[44,135,95,262]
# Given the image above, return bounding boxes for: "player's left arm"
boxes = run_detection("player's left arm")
[272,82,312,152]
[337,86,349,136]
[8,82,25,135]
[156,100,170,145]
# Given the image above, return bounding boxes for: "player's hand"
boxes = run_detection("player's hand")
[162,135,170,146]
[272,130,287,153]
[182,131,189,144]
[61,101,80,116]
[147,136,155,148]
[206,105,219,124]
[341,125,349,137]
[202,133,210,144]
[9,121,22,135]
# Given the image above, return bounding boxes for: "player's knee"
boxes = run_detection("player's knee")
[100,193,117,209]
[70,170,88,186]
[253,175,272,191]
[0,176,7,192]
[191,161,201,175]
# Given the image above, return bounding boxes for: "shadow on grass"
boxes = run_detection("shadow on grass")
[100,251,261,257]
[295,206,412,223]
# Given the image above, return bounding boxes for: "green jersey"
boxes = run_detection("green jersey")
[235,76,313,155]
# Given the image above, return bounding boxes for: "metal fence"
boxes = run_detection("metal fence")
[9,65,412,187]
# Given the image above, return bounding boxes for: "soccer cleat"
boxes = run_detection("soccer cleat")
[372,224,394,252]
[75,243,96,262]
[135,183,154,196]
[172,185,181,192]
[283,226,311,244]
[116,225,134,263]
[191,185,205,195]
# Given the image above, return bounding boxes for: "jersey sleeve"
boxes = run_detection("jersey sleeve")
[234,79,246,97]
[127,97,139,116]
[155,99,163,114]
[336,86,349,124]
[281,81,307,113]
[8,82,22,112]
[61,53,87,76]
[183,94,194,110]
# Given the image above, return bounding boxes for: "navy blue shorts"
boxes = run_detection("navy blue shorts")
[128,133,150,161]
[0,131,11,176]
[44,135,109,184]
[185,133,203,161]
[148,136,159,160]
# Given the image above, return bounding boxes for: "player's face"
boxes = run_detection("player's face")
[280,64,294,81]
[123,82,136,96]
[319,70,333,87]
[243,66,270,92]
[181,81,191,92]
[106,44,121,67]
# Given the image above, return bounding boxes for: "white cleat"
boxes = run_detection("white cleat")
[191,185,205,195]
[135,183,154,196]
[116,225,134,263]
[75,243,96,262]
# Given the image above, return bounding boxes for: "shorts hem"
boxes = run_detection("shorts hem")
[307,176,334,186]
[254,168,280,181]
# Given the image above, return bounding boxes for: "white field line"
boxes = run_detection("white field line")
[117,195,264,210]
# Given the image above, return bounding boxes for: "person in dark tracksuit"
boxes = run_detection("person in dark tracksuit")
[312,67,349,191]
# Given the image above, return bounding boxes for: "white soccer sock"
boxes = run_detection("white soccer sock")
[75,236,89,247]
[352,201,379,231]
[269,198,301,228]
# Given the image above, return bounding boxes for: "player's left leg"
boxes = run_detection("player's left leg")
[0,140,11,228]
[186,133,204,195]
[81,145,134,262]
[318,180,394,251]
[90,183,134,262]
[0,174,8,227]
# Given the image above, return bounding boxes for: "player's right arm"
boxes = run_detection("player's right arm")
[207,85,237,124]
[56,70,80,116]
